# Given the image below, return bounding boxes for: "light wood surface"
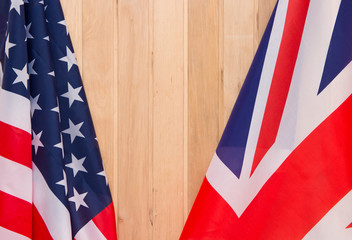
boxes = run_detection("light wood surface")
[61,0,276,239]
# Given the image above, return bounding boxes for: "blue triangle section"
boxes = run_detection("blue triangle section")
[319,0,352,94]
[216,4,277,178]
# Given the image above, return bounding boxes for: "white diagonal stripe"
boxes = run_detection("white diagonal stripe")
[0,226,30,240]
[74,220,107,240]
[33,163,72,240]
[303,190,352,240]
[240,0,288,179]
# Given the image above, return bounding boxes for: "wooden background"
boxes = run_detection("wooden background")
[60,0,277,239]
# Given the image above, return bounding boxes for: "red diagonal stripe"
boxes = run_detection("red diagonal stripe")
[346,222,352,229]
[33,205,53,240]
[182,95,352,239]
[0,121,32,169]
[92,203,118,240]
[0,190,32,239]
[251,0,311,175]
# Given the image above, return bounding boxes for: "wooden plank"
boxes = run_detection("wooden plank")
[255,0,278,49]
[81,0,116,208]
[117,0,153,239]
[113,0,119,229]
[221,0,276,132]
[221,0,277,137]
[188,0,220,212]
[222,0,255,129]
[218,0,225,135]
[152,0,185,238]
[60,0,119,232]
[183,0,189,223]
[60,0,83,71]
[61,0,277,238]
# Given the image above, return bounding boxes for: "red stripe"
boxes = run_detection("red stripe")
[0,190,32,239]
[32,205,53,240]
[251,0,311,175]
[92,203,118,240]
[0,121,32,169]
[346,222,352,229]
[182,95,352,239]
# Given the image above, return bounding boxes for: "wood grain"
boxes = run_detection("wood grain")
[117,0,153,239]
[152,0,186,238]
[187,0,221,212]
[60,0,82,70]
[61,0,276,238]
[255,0,278,49]
[81,0,116,201]
[223,0,255,130]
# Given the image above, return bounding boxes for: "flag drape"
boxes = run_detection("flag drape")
[0,0,117,239]
[181,0,352,239]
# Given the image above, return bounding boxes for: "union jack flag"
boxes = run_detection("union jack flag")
[181,0,352,239]
[0,0,117,239]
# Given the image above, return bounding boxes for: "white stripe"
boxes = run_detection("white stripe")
[303,190,352,240]
[75,220,107,240]
[0,156,31,203]
[206,153,243,212]
[276,0,343,150]
[33,163,72,240]
[0,226,31,240]
[240,0,288,179]
[0,88,31,133]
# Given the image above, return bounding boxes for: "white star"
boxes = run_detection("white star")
[59,47,77,71]
[38,0,44,4]
[97,170,108,186]
[30,94,42,117]
[65,154,87,177]
[25,23,34,40]
[28,59,37,75]
[56,170,68,196]
[58,20,69,35]
[5,34,16,58]
[61,83,83,107]
[10,0,23,15]
[43,36,50,41]
[51,98,61,122]
[54,133,64,159]
[48,71,55,77]
[51,97,60,113]
[13,64,29,89]
[62,119,84,143]
[69,188,88,211]
[51,105,60,114]
[32,131,44,155]
[44,5,48,11]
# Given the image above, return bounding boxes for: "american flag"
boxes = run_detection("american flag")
[0,0,117,239]
[181,0,352,239]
